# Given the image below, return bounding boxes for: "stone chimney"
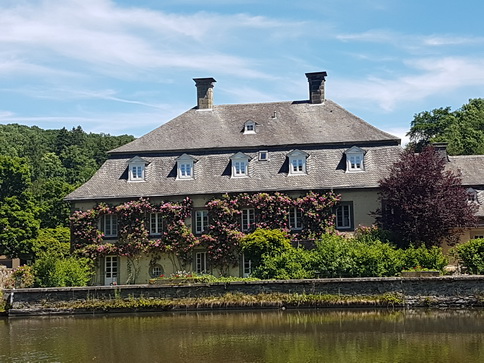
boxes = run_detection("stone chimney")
[432,142,449,162]
[193,77,216,109]
[305,71,327,104]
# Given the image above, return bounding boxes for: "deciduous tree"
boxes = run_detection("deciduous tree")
[375,147,477,248]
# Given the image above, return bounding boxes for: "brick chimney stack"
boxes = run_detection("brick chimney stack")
[194,77,216,109]
[305,71,327,104]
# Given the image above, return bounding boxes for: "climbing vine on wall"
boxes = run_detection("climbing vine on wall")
[70,191,340,278]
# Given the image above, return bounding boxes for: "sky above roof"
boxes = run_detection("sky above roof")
[1,0,484,144]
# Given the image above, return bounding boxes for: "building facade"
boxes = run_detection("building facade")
[66,72,410,284]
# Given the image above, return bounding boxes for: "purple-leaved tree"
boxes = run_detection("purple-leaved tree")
[376,146,477,248]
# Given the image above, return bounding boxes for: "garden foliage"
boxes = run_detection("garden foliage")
[454,238,484,274]
[375,146,477,248]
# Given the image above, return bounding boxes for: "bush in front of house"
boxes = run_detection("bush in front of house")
[454,238,484,274]
[241,229,293,268]
[251,231,448,279]
[32,255,93,287]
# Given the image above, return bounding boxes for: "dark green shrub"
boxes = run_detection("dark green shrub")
[454,238,484,274]
[241,229,292,268]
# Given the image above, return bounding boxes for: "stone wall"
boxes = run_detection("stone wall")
[3,276,484,312]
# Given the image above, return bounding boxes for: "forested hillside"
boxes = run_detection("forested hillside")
[0,124,134,258]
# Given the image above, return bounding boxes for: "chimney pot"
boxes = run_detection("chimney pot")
[305,71,327,104]
[194,77,216,109]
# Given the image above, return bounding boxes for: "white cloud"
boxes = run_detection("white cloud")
[0,0,299,81]
[332,57,484,112]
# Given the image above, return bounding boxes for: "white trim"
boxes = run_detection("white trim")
[344,146,365,172]
[288,150,309,175]
[230,152,251,178]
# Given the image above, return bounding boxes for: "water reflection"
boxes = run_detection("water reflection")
[1,309,483,362]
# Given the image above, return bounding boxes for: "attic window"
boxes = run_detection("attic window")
[230,152,251,178]
[127,156,149,182]
[244,120,256,134]
[467,188,478,202]
[176,154,198,180]
[344,146,366,172]
[258,151,269,161]
[287,149,309,175]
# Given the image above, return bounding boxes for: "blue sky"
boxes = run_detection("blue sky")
[1,0,484,144]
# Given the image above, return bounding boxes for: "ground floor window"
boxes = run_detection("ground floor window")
[336,203,353,230]
[242,254,252,277]
[195,252,207,274]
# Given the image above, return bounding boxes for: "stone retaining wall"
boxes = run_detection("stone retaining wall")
[3,275,484,312]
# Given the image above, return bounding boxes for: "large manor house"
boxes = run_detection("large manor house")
[66,72,484,285]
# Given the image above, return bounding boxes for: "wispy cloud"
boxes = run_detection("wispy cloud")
[332,56,484,111]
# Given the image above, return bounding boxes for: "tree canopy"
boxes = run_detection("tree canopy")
[407,98,484,155]
[0,124,134,230]
[375,146,477,248]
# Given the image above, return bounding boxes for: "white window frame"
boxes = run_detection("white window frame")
[127,156,149,182]
[176,154,197,180]
[288,150,309,175]
[230,152,251,178]
[336,204,352,230]
[289,207,303,230]
[150,213,165,235]
[195,210,209,234]
[242,254,252,278]
[258,151,269,161]
[100,214,118,237]
[149,264,164,278]
[195,252,207,274]
[244,120,256,134]
[345,146,365,172]
[241,208,255,232]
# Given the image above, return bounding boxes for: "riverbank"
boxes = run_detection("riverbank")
[2,275,484,316]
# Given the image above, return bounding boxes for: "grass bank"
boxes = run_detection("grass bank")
[23,292,404,314]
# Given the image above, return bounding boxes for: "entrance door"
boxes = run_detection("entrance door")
[104,256,118,285]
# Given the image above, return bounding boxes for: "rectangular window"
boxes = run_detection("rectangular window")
[336,204,352,229]
[195,252,207,274]
[100,214,118,237]
[291,159,304,173]
[241,208,255,232]
[289,207,303,230]
[242,254,252,277]
[234,161,247,176]
[195,210,209,234]
[349,155,362,170]
[179,163,192,178]
[258,151,268,161]
[150,213,165,235]
[130,165,144,180]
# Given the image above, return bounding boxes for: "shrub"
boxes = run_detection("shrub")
[402,245,448,271]
[241,229,293,268]
[33,256,93,287]
[11,265,35,288]
[252,248,317,280]
[454,238,484,274]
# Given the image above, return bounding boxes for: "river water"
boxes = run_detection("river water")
[1,309,483,362]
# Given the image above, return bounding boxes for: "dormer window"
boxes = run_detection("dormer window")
[244,120,256,134]
[467,188,478,202]
[176,154,197,180]
[230,152,251,178]
[288,150,309,175]
[127,156,149,182]
[345,146,366,172]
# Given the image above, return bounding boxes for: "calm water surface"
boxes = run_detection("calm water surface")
[1,309,483,363]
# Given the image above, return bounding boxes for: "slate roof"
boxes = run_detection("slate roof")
[110,100,399,154]
[65,145,402,201]
[447,155,484,187]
